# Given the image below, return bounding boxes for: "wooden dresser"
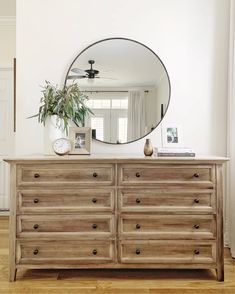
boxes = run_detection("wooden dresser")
[5,155,227,281]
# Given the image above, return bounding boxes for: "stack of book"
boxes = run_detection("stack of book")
[153,147,196,157]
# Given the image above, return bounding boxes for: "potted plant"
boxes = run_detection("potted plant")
[29,81,93,154]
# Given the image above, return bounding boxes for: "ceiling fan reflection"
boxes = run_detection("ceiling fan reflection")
[68,60,117,80]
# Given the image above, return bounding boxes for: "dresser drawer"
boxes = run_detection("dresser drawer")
[119,214,216,239]
[119,189,215,214]
[17,240,114,265]
[17,164,115,186]
[17,215,114,238]
[118,164,215,187]
[119,240,215,264]
[17,189,114,213]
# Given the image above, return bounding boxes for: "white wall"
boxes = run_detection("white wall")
[0,23,15,68]
[0,0,15,68]
[16,0,230,156]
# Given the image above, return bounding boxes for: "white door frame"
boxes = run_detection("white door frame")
[0,67,14,212]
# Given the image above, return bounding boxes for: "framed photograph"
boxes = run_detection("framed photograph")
[69,127,91,154]
[161,124,183,147]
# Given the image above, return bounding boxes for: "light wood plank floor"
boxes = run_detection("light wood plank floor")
[0,216,234,294]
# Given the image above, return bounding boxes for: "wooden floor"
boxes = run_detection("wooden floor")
[0,216,235,294]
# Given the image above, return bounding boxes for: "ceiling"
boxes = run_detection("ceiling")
[67,39,169,89]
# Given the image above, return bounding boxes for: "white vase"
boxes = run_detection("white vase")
[43,115,66,155]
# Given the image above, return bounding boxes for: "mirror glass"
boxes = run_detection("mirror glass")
[65,38,170,144]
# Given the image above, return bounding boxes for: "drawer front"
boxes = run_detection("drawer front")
[119,215,216,239]
[118,164,215,187]
[17,215,114,238]
[18,189,114,213]
[17,240,114,265]
[120,240,216,264]
[119,189,215,214]
[17,164,114,186]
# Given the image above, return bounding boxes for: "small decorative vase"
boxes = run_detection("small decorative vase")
[44,115,66,155]
[144,138,153,156]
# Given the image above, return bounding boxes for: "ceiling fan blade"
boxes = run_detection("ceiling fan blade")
[67,75,87,79]
[98,76,118,80]
[71,68,86,74]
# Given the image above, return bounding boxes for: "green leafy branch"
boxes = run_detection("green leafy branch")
[28,81,93,135]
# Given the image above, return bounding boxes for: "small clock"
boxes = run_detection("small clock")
[52,138,71,156]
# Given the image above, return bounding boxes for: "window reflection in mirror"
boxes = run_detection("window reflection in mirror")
[85,92,128,143]
[65,38,170,144]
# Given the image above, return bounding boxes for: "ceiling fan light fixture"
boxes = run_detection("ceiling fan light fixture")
[86,60,99,78]
[87,78,95,84]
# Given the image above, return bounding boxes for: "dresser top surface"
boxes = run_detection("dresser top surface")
[3,154,229,164]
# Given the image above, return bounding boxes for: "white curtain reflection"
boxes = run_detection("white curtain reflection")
[127,90,145,141]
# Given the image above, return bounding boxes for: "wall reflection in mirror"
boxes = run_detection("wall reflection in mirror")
[65,38,171,144]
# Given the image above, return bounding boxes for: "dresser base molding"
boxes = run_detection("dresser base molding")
[11,263,222,283]
[5,155,227,282]
[14,263,219,269]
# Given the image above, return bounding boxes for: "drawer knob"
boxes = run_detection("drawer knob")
[136,249,141,255]
[33,198,39,204]
[34,173,40,178]
[33,249,39,255]
[92,198,97,203]
[33,224,39,230]
[193,173,200,178]
[93,172,98,178]
[194,198,200,204]
[92,224,98,229]
[136,198,141,204]
[194,249,200,255]
[136,172,140,178]
[136,224,141,229]
[194,224,200,229]
[92,249,98,255]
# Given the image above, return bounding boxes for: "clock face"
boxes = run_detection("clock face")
[52,138,71,155]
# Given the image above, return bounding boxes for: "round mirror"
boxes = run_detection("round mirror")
[65,38,171,144]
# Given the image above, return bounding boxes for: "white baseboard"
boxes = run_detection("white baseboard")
[0,210,9,216]
[224,231,230,247]
[230,248,235,258]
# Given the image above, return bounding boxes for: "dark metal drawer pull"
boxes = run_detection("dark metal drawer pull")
[136,224,141,229]
[33,249,39,255]
[194,224,200,229]
[33,224,39,230]
[34,173,40,178]
[136,172,140,178]
[194,198,200,203]
[92,224,97,229]
[92,198,97,203]
[92,249,98,255]
[136,198,141,204]
[194,249,200,255]
[33,198,39,204]
[93,172,98,178]
[193,173,199,178]
[136,249,141,255]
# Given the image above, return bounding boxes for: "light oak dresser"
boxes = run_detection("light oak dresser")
[5,155,228,281]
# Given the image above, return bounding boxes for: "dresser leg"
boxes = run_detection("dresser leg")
[216,267,224,282]
[9,268,17,282]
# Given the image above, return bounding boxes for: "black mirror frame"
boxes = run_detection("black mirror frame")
[64,37,171,145]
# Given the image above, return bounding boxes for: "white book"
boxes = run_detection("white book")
[154,147,195,153]
[153,152,196,157]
